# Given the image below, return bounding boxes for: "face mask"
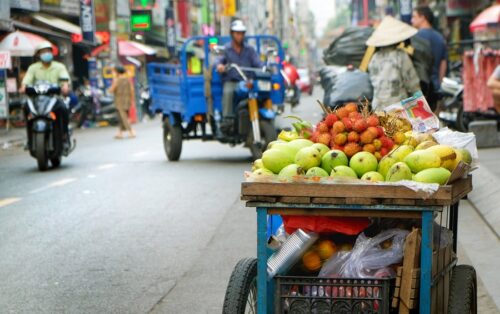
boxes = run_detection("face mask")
[40,52,53,63]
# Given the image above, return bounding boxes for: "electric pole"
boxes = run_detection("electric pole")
[109,0,118,63]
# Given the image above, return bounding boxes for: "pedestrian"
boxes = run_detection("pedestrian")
[108,65,136,139]
[412,5,448,92]
[487,65,500,113]
[366,16,421,110]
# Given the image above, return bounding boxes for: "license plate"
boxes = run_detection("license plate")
[257,80,271,91]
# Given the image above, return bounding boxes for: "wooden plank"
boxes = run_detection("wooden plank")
[266,208,422,219]
[241,176,472,206]
[241,182,454,201]
[240,195,277,202]
[279,196,310,204]
[400,229,422,313]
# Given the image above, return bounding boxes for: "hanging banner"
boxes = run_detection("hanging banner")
[80,0,96,43]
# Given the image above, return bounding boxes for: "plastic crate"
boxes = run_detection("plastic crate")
[275,276,394,314]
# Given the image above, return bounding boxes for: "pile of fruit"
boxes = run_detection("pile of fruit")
[251,104,472,185]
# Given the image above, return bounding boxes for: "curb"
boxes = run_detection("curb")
[468,166,500,239]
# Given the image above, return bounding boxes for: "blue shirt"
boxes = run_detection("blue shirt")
[416,28,448,90]
[215,42,263,82]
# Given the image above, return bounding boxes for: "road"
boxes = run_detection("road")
[0,90,498,313]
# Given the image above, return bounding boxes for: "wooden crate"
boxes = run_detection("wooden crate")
[241,176,472,207]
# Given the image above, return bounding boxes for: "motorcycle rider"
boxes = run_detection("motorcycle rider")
[20,41,71,149]
[215,19,263,133]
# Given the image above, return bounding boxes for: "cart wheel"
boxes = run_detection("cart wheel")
[448,265,477,314]
[249,120,277,160]
[163,118,182,161]
[223,258,257,314]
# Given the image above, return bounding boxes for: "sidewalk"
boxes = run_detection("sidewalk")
[0,127,25,149]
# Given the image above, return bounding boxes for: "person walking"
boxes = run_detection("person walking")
[366,16,421,110]
[108,66,136,139]
[412,5,448,92]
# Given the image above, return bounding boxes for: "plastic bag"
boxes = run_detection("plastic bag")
[384,91,439,133]
[267,229,318,280]
[432,127,479,168]
[325,69,373,107]
[323,27,374,67]
[319,229,409,278]
[282,215,371,236]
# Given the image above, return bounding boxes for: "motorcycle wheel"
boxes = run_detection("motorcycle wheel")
[249,120,277,160]
[163,118,183,161]
[35,133,49,171]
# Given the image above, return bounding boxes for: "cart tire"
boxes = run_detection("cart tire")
[448,265,477,314]
[163,118,182,161]
[223,257,257,314]
[35,133,49,171]
[249,120,277,160]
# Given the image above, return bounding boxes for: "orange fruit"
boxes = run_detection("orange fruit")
[317,240,337,260]
[302,250,322,271]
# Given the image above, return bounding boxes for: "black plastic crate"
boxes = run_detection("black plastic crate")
[275,276,394,314]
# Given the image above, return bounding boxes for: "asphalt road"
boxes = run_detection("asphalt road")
[0,90,498,313]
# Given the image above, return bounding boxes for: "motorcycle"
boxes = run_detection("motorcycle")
[139,84,155,120]
[70,84,92,128]
[24,82,75,171]
[280,61,300,108]
[437,62,471,132]
[215,63,278,158]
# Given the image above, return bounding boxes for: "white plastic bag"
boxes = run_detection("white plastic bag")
[319,229,409,278]
[432,127,479,168]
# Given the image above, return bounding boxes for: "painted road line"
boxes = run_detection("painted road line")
[97,163,116,170]
[29,178,77,194]
[0,197,21,208]
[87,174,96,178]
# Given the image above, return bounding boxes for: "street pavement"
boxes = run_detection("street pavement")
[0,90,499,313]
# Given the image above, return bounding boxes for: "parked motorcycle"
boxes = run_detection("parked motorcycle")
[24,82,75,171]
[70,84,92,128]
[280,61,300,108]
[437,62,471,132]
[139,84,155,120]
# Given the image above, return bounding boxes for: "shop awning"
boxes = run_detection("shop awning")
[12,20,71,40]
[0,30,59,56]
[90,40,157,57]
[32,13,82,35]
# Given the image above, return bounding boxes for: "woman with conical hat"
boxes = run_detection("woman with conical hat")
[367,16,421,110]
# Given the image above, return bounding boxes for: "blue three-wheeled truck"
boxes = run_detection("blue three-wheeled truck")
[147,35,286,161]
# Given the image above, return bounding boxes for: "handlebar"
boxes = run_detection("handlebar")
[225,63,269,81]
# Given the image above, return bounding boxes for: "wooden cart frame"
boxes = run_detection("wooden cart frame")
[240,176,473,314]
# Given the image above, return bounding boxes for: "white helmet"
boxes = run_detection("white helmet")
[35,41,53,54]
[230,20,246,32]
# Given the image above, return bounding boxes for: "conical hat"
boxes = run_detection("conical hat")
[366,16,418,47]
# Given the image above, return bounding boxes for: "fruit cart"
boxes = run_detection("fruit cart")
[223,176,476,314]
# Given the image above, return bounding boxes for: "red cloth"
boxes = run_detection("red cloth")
[463,49,500,112]
[282,215,371,235]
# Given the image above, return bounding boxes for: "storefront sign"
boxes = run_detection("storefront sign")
[10,0,40,11]
[0,51,12,70]
[80,0,96,43]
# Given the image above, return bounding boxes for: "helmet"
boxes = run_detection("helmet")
[230,20,246,32]
[35,41,53,54]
